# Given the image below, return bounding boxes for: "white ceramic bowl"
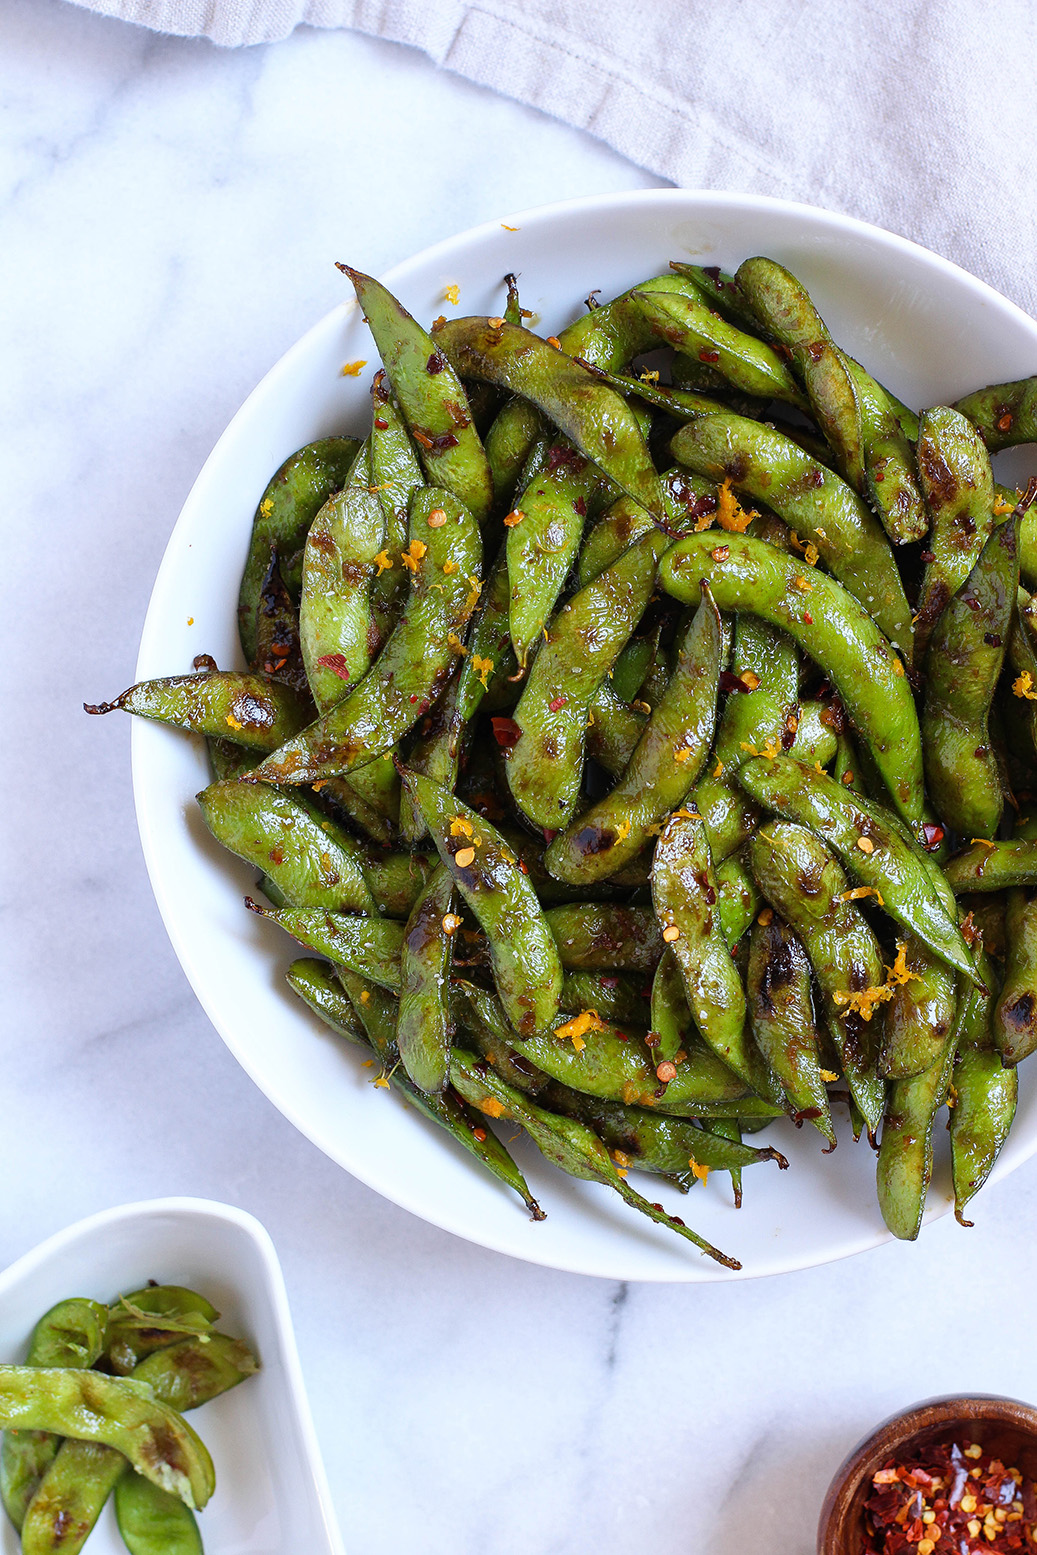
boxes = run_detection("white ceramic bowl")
[133,189,1037,1283]
[0,1199,344,1555]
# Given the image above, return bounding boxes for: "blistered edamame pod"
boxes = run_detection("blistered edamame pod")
[245,901,404,989]
[339,268,493,522]
[0,1371,214,1511]
[657,530,924,828]
[197,779,376,913]
[252,547,310,693]
[951,1044,1017,1227]
[85,668,311,752]
[291,961,543,1216]
[103,1288,218,1375]
[955,375,1037,452]
[115,1472,202,1555]
[737,756,975,982]
[370,370,424,559]
[0,1300,107,1530]
[993,886,1037,1064]
[299,441,388,708]
[554,270,708,370]
[247,487,481,785]
[596,369,725,421]
[747,915,834,1144]
[839,355,927,544]
[397,864,455,1093]
[875,1026,957,1241]
[631,289,808,408]
[238,437,361,663]
[507,441,611,665]
[913,406,996,662]
[586,683,648,776]
[448,1049,741,1267]
[715,854,761,950]
[735,257,865,491]
[544,904,664,973]
[748,820,886,1130]
[484,396,543,510]
[922,517,1017,838]
[693,601,799,862]
[506,527,667,828]
[880,934,957,1081]
[945,839,1037,892]
[434,317,667,517]
[1007,587,1037,762]
[652,811,776,1094]
[545,587,722,884]
[402,770,562,1036]
[793,702,839,767]
[670,411,913,654]
[561,973,650,1026]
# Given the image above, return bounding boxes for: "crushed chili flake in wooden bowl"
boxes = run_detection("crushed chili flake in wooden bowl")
[817,1397,1037,1555]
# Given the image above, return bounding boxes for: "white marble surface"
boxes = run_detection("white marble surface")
[5,3,1037,1551]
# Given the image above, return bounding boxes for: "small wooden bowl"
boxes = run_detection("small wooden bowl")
[817,1395,1037,1554]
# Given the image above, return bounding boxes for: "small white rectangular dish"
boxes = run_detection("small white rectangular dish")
[0,1198,344,1555]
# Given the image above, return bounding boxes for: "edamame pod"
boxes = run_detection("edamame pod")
[631,289,807,408]
[747,915,835,1144]
[880,935,956,1081]
[402,770,563,1036]
[921,517,1016,838]
[115,1472,202,1555]
[238,437,361,662]
[955,375,1037,452]
[0,1370,214,1511]
[340,268,493,522]
[85,669,310,752]
[247,487,481,785]
[545,586,722,883]
[545,904,664,973]
[397,864,455,1093]
[736,756,975,982]
[670,411,913,654]
[657,530,924,826]
[993,886,1037,1064]
[944,839,1037,893]
[839,355,926,545]
[913,405,996,662]
[246,902,404,989]
[875,1028,957,1241]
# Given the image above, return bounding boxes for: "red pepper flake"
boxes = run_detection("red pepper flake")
[491,716,522,748]
[543,828,557,843]
[426,351,447,374]
[472,1127,487,1143]
[710,544,730,562]
[316,653,351,681]
[374,417,389,430]
[861,1437,1036,1554]
[573,495,587,516]
[548,695,567,712]
[997,410,1014,432]
[921,822,945,851]
[802,611,813,624]
[698,348,720,364]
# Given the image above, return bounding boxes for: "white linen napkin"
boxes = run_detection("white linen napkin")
[62,0,1037,316]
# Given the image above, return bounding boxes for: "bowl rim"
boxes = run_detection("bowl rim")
[816,1392,1037,1554]
[132,186,1037,1283]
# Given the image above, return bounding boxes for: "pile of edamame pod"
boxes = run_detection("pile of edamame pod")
[0,1284,257,1552]
[89,254,1037,1268]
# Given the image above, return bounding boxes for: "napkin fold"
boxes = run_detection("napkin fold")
[63,0,1037,316]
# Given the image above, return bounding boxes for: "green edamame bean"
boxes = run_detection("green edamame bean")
[85,668,311,752]
[402,770,562,1037]
[657,530,925,828]
[448,1048,740,1267]
[670,411,913,654]
[397,864,455,1093]
[340,268,493,522]
[545,586,722,884]
[248,486,481,786]
[652,810,775,1092]
[631,289,808,409]
[115,1472,202,1555]
[0,1370,214,1511]
[748,820,885,1130]
[747,915,834,1143]
[715,853,761,950]
[944,839,1037,893]
[238,437,361,663]
[993,886,1037,1064]
[955,375,1037,452]
[875,1026,957,1241]
[198,779,376,913]
[506,527,667,829]
[735,256,865,490]
[544,904,663,973]
[246,901,404,989]
[922,517,1016,838]
[737,755,975,982]
[913,405,996,663]
[507,441,611,666]
[880,934,957,1081]
[434,317,666,517]
[0,1300,107,1530]
[290,961,543,1217]
[561,972,650,1026]
[299,440,388,708]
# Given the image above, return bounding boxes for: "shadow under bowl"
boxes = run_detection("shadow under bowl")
[818,1395,1037,1554]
